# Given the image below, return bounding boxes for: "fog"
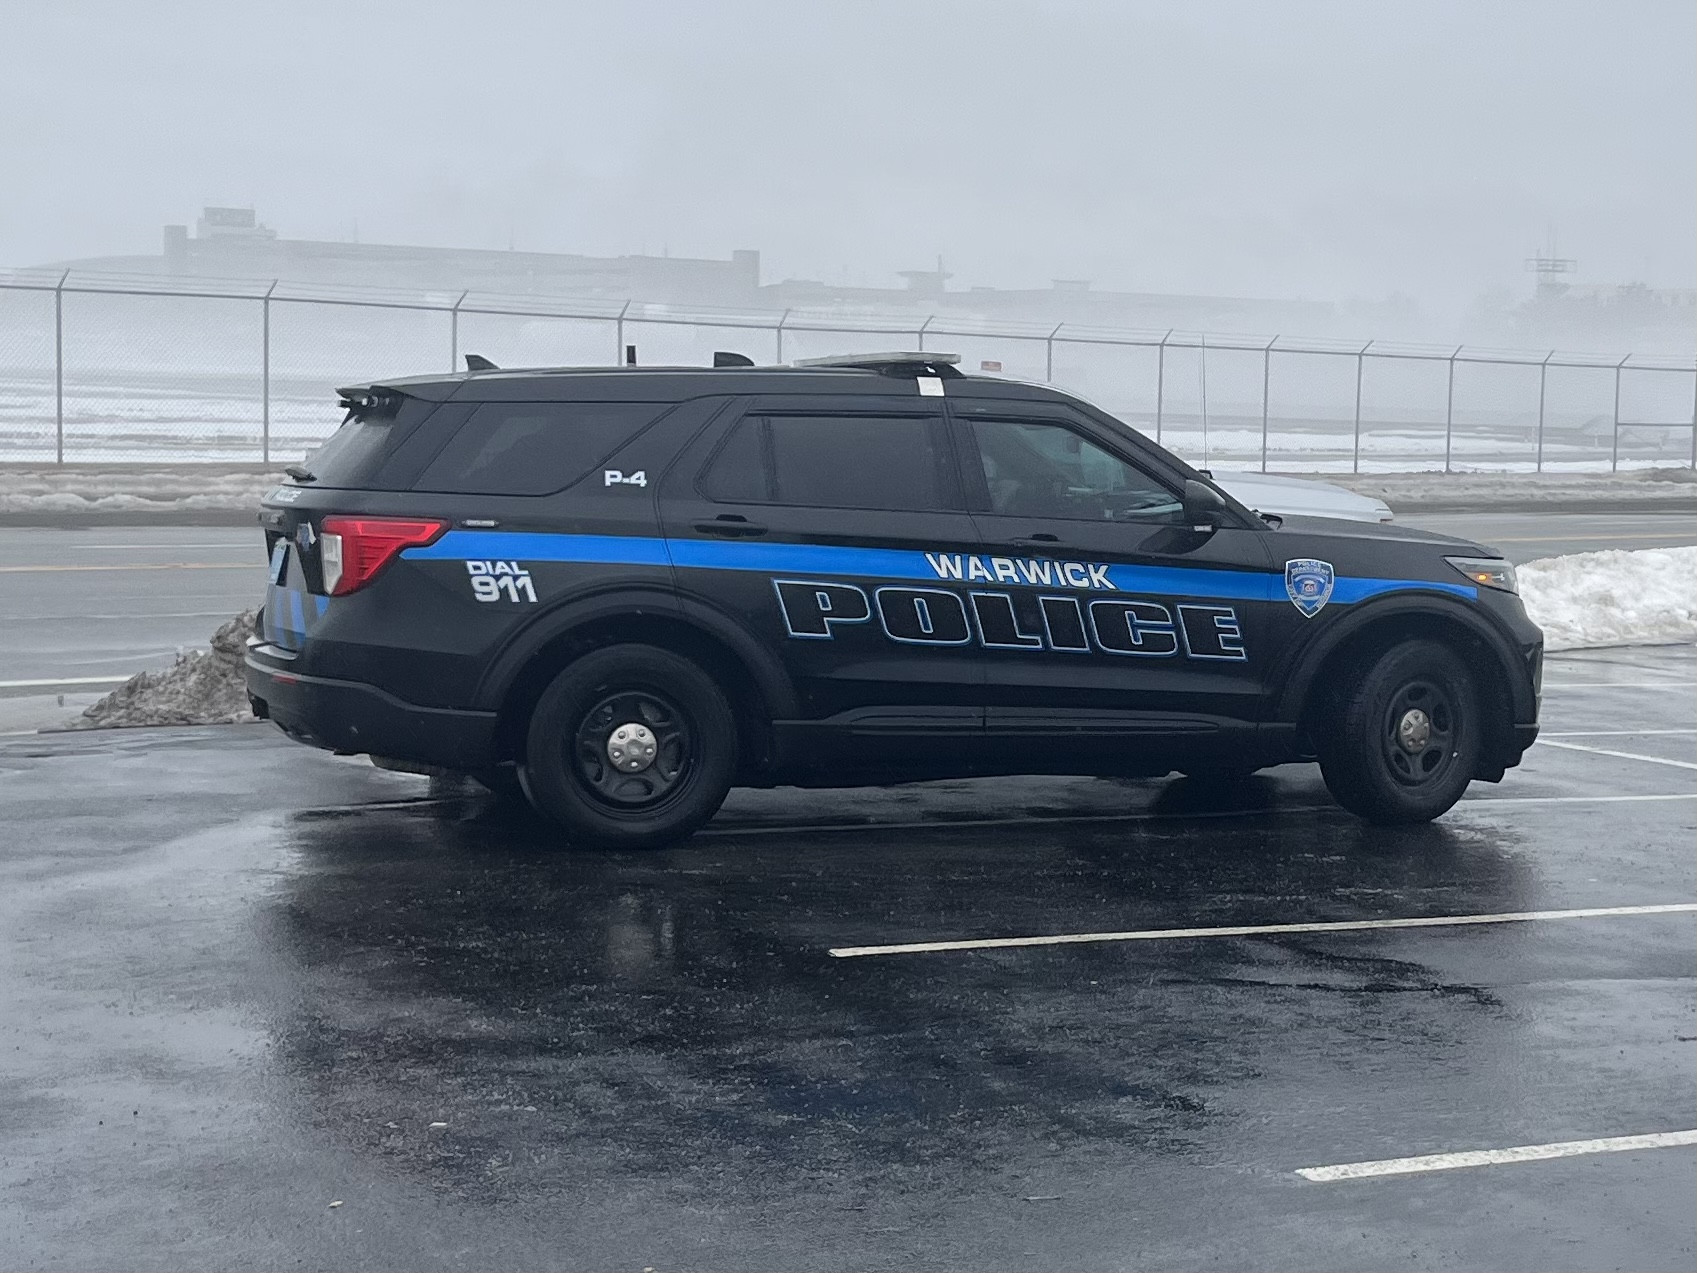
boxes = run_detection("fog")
[4,0,1694,330]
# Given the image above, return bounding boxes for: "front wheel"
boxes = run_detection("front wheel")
[1318,639,1480,824]
[519,645,737,849]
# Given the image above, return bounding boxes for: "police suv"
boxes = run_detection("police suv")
[247,353,1542,848]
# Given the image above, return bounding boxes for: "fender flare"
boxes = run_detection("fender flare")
[1272,592,1534,724]
[472,584,799,719]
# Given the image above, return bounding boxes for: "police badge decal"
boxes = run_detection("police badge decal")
[1284,558,1335,618]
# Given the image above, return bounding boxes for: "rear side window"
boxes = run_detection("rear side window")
[411,402,665,495]
[303,396,440,489]
[701,414,946,512]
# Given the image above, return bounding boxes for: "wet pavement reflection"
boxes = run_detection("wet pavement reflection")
[2,649,1693,1269]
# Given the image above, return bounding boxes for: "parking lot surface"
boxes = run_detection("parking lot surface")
[1,646,1693,1270]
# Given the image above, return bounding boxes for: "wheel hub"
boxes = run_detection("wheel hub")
[606,722,659,772]
[1396,707,1432,753]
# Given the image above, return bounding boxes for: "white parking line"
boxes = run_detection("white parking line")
[1297,1129,1697,1182]
[0,676,130,689]
[1543,729,1697,737]
[1544,680,1697,690]
[1539,739,1697,772]
[1467,793,1695,804]
[826,902,1697,959]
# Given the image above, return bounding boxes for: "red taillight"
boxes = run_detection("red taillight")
[319,516,447,596]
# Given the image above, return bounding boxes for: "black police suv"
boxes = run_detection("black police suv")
[246,352,1542,848]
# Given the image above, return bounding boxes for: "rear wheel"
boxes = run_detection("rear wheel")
[1318,639,1480,824]
[519,645,736,849]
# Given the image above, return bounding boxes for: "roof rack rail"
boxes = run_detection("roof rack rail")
[793,351,964,377]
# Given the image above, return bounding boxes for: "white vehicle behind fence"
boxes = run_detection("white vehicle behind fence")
[1209,470,1396,523]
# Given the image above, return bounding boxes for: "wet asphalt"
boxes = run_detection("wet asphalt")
[0,646,1692,1270]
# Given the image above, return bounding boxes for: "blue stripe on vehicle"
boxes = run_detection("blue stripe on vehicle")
[407,531,673,566]
[402,530,1476,604]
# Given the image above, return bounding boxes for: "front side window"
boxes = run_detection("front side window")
[700,414,946,512]
[970,419,1180,522]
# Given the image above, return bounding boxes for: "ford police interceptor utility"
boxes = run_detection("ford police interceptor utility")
[246,352,1542,848]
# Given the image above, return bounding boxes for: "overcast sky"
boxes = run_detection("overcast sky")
[5,0,1693,314]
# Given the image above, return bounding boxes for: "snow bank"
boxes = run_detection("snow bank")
[73,610,258,728]
[1520,546,1697,651]
[1306,467,1697,509]
[0,469,279,514]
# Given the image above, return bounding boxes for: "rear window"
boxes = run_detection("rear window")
[411,401,665,495]
[301,396,440,489]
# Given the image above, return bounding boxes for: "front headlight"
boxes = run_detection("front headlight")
[1445,556,1517,594]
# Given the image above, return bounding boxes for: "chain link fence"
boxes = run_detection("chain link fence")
[2,267,1693,472]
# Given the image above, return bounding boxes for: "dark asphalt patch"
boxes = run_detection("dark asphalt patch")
[0,651,1692,1271]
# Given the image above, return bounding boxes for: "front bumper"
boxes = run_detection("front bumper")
[244,640,498,769]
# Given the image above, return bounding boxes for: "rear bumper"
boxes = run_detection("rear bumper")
[244,640,497,769]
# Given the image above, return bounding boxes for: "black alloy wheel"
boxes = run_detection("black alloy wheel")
[1318,638,1481,824]
[520,644,737,849]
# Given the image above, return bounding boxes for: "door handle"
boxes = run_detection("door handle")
[694,515,768,538]
[1008,532,1062,548]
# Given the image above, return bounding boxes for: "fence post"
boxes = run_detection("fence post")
[1691,364,1697,469]
[53,269,67,465]
[917,315,932,352]
[1045,322,1063,382]
[774,309,790,364]
[1443,345,1461,473]
[1261,335,1277,473]
[1611,354,1628,473]
[614,301,630,364]
[1536,350,1552,473]
[1155,330,1171,444]
[1352,340,1372,474]
[262,280,277,464]
[449,290,467,370]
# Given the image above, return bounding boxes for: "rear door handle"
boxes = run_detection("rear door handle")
[694,515,768,538]
[1008,533,1062,548]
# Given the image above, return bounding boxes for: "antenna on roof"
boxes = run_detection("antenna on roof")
[713,351,755,367]
[464,354,497,372]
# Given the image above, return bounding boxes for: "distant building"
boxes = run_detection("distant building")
[43,206,1337,336]
[1513,280,1697,356]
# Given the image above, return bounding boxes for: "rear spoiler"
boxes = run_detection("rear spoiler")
[334,385,406,417]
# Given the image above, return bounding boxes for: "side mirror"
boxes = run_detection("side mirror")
[1182,479,1228,531]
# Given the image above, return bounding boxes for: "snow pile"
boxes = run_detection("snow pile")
[1300,467,1697,510]
[1520,546,1697,651]
[74,609,259,728]
[0,468,279,514]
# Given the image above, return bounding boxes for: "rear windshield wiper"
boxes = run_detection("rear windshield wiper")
[284,465,316,483]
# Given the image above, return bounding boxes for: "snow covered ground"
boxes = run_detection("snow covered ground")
[1520,546,1697,651]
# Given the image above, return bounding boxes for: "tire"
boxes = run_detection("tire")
[518,644,737,849]
[1317,638,1480,824]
